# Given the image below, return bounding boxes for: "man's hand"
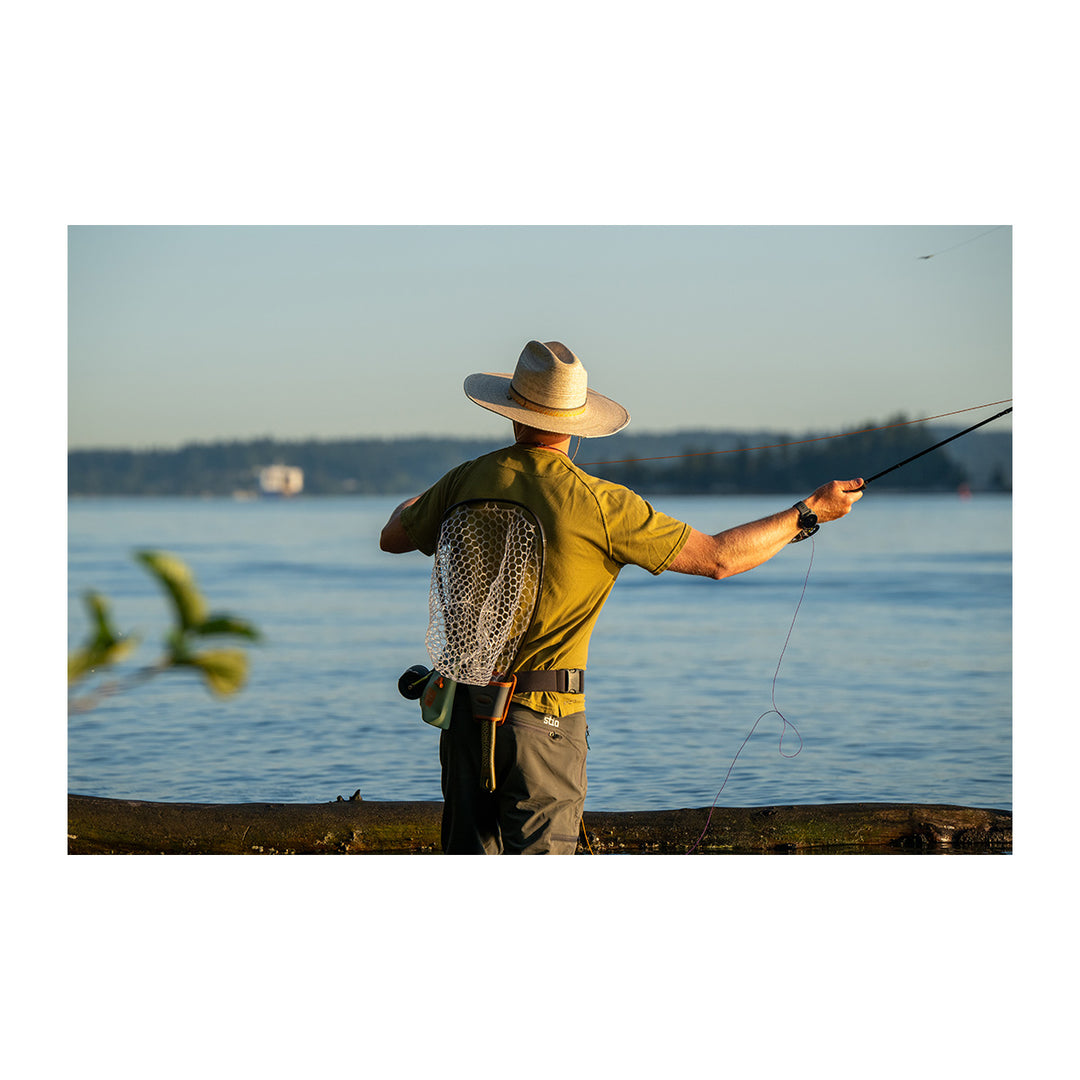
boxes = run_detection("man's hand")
[804,478,865,523]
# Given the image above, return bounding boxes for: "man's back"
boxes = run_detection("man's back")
[399,444,690,715]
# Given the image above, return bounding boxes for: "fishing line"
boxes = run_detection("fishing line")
[916,225,1006,260]
[581,399,1012,469]
[686,539,815,854]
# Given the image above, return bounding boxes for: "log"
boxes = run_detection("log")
[67,794,1011,854]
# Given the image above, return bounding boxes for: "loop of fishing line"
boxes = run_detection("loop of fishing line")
[686,540,816,854]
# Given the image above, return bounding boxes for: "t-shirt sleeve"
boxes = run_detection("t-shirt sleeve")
[596,483,691,575]
[398,463,469,556]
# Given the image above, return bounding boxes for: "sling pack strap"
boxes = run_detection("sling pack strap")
[510,668,585,694]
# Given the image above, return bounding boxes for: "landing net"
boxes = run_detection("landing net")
[426,500,544,686]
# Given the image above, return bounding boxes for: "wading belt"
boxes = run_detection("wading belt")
[467,670,585,726]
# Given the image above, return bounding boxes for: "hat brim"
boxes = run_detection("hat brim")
[464,372,630,438]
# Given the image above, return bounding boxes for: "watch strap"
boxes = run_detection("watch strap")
[790,500,819,544]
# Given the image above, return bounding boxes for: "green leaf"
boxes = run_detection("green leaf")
[68,592,139,684]
[135,550,208,632]
[68,648,97,684]
[163,627,193,665]
[195,614,262,641]
[188,649,249,695]
[86,591,113,645]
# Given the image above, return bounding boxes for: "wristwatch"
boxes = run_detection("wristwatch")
[790,500,819,543]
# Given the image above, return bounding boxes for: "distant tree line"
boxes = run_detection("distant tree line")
[67,437,502,496]
[602,415,984,494]
[68,418,1010,497]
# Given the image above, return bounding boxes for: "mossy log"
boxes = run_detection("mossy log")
[67,794,1011,854]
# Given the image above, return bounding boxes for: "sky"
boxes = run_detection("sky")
[67,224,1012,450]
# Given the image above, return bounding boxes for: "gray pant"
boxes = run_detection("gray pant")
[439,690,588,854]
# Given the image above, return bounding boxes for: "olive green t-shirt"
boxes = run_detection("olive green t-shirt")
[400,445,691,716]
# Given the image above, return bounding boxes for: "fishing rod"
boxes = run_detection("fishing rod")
[579,399,1013,469]
[850,405,1012,491]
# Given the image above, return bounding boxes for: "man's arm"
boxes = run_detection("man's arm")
[379,496,421,553]
[668,478,864,580]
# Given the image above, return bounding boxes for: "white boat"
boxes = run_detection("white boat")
[256,464,304,497]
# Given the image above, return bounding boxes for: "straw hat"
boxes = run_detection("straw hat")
[464,341,630,438]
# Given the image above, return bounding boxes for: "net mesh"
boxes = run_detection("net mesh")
[426,500,543,686]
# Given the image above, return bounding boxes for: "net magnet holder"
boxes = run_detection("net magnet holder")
[467,675,517,725]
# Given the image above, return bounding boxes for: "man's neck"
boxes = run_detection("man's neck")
[513,424,572,455]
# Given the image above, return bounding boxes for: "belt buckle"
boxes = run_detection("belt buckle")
[562,668,583,693]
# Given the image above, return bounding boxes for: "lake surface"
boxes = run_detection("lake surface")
[67,493,1011,812]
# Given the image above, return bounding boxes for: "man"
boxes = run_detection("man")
[380,340,863,854]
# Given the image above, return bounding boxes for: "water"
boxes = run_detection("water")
[67,493,1011,811]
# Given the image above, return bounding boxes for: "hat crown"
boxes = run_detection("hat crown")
[510,341,588,411]
[462,339,629,438]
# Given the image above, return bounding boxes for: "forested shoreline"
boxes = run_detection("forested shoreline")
[68,420,1011,497]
